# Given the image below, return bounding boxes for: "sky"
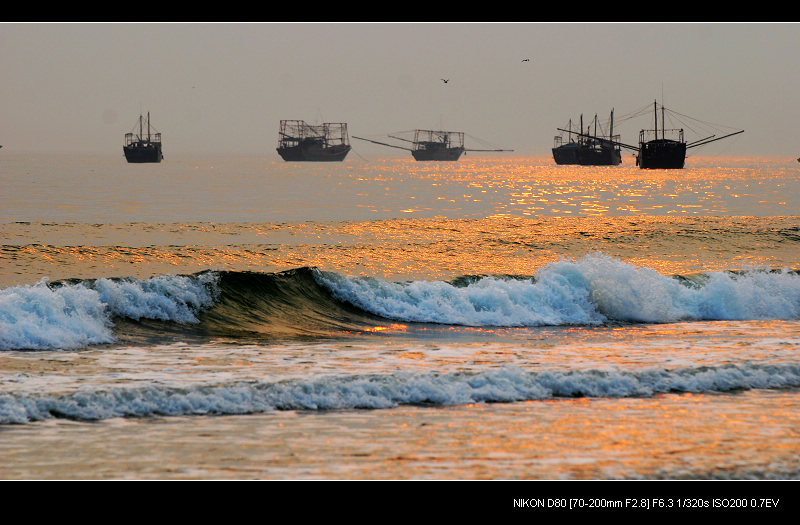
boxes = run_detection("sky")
[1,22,799,157]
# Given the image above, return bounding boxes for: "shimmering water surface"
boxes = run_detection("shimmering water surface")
[1,152,799,480]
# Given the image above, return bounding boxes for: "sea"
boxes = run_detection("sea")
[2,151,800,489]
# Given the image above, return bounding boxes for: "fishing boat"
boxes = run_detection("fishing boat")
[634,101,687,169]
[123,112,163,163]
[276,120,351,162]
[635,100,743,169]
[353,129,512,161]
[555,111,622,166]
[562,101,744,169]
[552,118,581,165]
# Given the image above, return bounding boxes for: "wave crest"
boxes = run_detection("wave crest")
[316,254,800,326]
[0,273,219,350]
[3,254,800,350]
[2,362,798,424]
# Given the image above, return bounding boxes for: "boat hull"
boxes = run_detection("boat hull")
[277,144,351,162]
[552,145,580,165]
[637,140,686,169]
[411,147,464,161]
[123,144,163,163]
[578,147,622,166]
[553,144,621,166]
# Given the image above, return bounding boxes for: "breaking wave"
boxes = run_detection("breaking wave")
[1,273,219,350]
[316,253,800,325]
[2,254,800,350]
[2,362,799,424]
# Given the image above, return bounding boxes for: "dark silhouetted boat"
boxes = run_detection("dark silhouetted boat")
[564,101,744,169]
[634,100,743,169]
[276,120,351,162]
[555,111,622,166]
[353,129,512,161]
[552,118,581,165]
[579,112,622,166]
[634,100,687,169]
[123,112,163,163]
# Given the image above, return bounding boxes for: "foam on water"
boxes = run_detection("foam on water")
[2,254,799,350]
[92,273,218,323]
[2,362,798,424]
[0,279,114,351]
[316,254,800,326]
[316,266,604,326]
[0,273,218,350]
[575,254,800,323]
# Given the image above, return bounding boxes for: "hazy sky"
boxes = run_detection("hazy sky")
[1,22,799,157]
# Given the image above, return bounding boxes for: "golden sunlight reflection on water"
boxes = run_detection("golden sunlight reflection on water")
[3,153,799,223]
[2,154,799,285]
[2,388,797,479]
[342,155,800,219]
[3,214,799,286]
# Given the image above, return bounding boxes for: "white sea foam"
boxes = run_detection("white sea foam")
[1,363,798,424]
[0,273,219,350]
[574,254,800,323]
[0,279,114,351]
[3,255,799,351]
[316,254,800,326]
[315,266,604,326]
[93,272,218,323]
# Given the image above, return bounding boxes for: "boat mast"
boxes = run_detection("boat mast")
[653,100,658,141]
[147,112,151,142]
[610,109,614,142]
[139,114,143,142]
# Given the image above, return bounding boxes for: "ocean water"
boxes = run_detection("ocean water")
[2,151,800,481]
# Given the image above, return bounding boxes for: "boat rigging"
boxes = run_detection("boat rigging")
[276,120,351,162]
[123,112,163,163]
[554,109,622,166]
[557,101,743,169]
[353,129,512,161]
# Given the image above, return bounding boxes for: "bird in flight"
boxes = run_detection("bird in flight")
[522,58,531,62]
[441,78,449,83]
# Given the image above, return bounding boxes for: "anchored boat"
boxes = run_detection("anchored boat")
[555,110,622,166]
[633,100,743,169]
[562,101,743,169]
[123,112,163,163]
[353,129,512,161]
[552,118,581,165]
[276,120,351,162]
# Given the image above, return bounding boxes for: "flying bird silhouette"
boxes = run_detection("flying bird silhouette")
[441,78,449,83]
[522,58,531,62]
